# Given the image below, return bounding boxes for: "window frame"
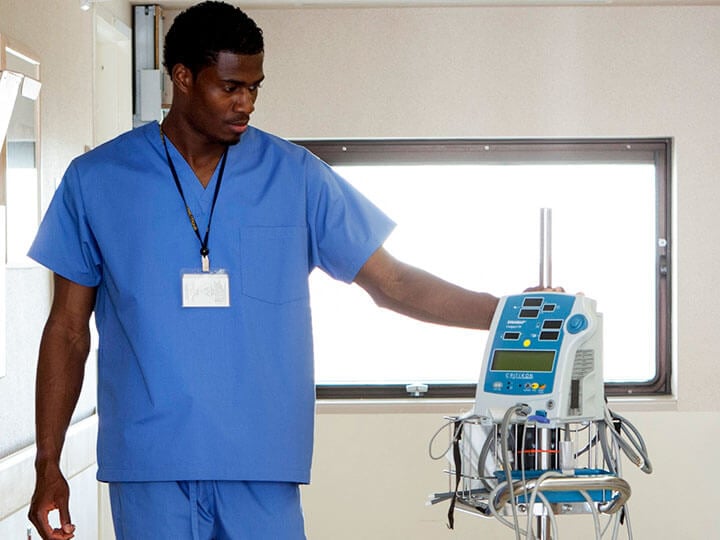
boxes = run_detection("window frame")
[295,138,672,400]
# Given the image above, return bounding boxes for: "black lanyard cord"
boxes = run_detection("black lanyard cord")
[160,128,229,263]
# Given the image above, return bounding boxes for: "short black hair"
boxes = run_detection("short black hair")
[163,1,264,77]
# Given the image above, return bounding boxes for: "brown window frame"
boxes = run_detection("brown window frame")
[295,138,672,400]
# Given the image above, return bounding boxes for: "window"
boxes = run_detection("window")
[0,36,41,267]
[297,139,671,399]
[1,36,41,378]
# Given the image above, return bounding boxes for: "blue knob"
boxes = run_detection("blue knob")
[566,314,588,334]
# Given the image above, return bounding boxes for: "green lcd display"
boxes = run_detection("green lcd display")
[491,349,556,372]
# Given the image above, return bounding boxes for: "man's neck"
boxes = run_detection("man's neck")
[161,113,227,188]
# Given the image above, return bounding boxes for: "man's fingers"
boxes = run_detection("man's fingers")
[29,469,74,539]
[52,504,75,539]
[58,504,74,530]
[29,505,55,539]
[51,523,76,539]
[29,506,75,540]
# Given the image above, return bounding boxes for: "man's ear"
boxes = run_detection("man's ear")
[171,63,194,94]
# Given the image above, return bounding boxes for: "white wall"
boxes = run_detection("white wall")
[0,1,129,537]
[0,0,94,460]
[2,2,719,539]
[240,5,720,539]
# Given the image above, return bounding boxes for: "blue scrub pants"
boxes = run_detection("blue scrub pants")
[109,480,306,540]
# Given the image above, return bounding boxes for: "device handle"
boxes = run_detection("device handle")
[539,208,552,289]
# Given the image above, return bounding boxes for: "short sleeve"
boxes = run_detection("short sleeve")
[28,161,103,287]
[305,154,396,283]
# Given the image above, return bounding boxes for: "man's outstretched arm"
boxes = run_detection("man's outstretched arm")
[354,247,499,330]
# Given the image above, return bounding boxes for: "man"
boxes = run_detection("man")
[28,2,499,539]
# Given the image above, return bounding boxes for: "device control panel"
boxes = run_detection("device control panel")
[475,292,604,424]
[483,293,576,397]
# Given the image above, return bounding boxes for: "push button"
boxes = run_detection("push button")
[567,314,588,334]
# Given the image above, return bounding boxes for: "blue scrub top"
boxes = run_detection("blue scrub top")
[29,122,395,483]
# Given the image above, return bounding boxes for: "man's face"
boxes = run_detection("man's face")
[184,51,265,145]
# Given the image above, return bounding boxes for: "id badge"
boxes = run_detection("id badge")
[182,270,230,307]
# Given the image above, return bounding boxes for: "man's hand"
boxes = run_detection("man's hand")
[524,285,566,293]
[28,465,76,540]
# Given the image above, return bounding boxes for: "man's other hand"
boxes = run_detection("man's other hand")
[28,466,76,540]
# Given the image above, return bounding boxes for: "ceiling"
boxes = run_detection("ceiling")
[141,0,720,9]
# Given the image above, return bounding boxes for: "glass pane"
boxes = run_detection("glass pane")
[310,163,656,386]
[4,46,40,266]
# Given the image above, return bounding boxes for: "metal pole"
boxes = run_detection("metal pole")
[536,427,553,540]
[537,209,553,539]
[539,208,552,289]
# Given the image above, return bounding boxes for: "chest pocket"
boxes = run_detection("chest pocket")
[240,226,310,304]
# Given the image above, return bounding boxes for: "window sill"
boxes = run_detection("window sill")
[316,394,678,415]
[316,398,474,415]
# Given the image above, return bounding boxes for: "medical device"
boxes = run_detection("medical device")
[429,209,652,540]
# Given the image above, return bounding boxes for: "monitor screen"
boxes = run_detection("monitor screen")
[491,349,556,372]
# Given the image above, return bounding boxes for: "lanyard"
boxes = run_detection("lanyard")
[160,128,228,272]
